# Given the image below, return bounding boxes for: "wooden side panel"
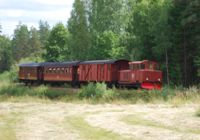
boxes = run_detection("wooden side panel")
[19,67,38,81]
[43,67,73,82]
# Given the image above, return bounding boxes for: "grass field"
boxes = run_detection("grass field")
[0,72,200,140]
[0,103,200,140]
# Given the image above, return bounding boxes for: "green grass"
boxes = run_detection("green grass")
[195,108,200,117]
[122,114,200,134]
[0,112,22,140]
[64,116,131,140]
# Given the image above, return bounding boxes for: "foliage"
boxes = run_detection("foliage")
[38,20,50,50]
[29,27,42,57]
[78,83,116,101]
[0,35,12,72]
[43,23,70,61]
[12,23,30,62]
[0,0,200,87]
[68,0,92,60]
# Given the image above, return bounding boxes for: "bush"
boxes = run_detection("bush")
[78,83,116,100]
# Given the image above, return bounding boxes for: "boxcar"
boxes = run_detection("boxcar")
[78,60,129,85]
[42,61,80,84]
[18,63,42,83]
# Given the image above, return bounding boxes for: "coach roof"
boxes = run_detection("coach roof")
[79,59,129,65]
[19,62,41,67]
[19,61,81,67]
[40,61,80,67]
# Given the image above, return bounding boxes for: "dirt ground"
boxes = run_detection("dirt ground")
[0,102,200,140]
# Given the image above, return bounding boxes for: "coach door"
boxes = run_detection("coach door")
[73,66,79,82]
[38,67,43,81]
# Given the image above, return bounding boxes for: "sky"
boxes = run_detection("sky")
[0,0,74,36]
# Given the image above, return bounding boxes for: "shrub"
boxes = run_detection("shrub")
[78,83,97,99]
[78,82,116,100]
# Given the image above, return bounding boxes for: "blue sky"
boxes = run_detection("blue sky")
[0,0,74,36]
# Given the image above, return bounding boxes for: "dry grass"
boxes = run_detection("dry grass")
[65,116,130,140]
[0,112,22,140]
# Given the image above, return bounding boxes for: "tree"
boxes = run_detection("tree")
[169,0,200,85]
[97,31,126,59]
[0,24,2,34]
[38,20,50,50]
[43,23,69,62]
[0,35,12,72]
[12,23,30,62]
[87,0,125,59]
[126,0,172,84]
[29,27,42,57]
[68,0,92,60]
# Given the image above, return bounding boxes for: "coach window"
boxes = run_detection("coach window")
[70,69,72,74]
[53,68,56,73]
[66,68,68,74]
[57,68,60,74]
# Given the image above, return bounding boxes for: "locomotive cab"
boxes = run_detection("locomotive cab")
[119,60,162,89]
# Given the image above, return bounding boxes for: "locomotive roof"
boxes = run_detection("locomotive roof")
[19,61,81,67]
[79,59,129,65]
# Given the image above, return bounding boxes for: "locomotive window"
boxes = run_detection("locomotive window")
[141,64,145,69]
[155,64,160,70]
[149,64,153,70]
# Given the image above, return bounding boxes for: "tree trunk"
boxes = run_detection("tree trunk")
[183,28,187,86]
[165,48,170,86]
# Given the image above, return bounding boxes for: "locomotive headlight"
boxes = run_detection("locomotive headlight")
[146,77,149,81]
[158,78,161,81]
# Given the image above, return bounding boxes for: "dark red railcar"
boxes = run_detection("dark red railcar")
[41,62,80,84]
[78,60,129,85]
[19,63,42,83]
[119,60,162,89]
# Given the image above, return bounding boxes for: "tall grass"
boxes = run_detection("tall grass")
[0,72,200,104]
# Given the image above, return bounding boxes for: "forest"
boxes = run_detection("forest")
[0,0,199,87]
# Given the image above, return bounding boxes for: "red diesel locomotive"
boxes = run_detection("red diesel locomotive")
[19,59,162,89]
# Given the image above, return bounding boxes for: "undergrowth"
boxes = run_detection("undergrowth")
[0,72,200,104]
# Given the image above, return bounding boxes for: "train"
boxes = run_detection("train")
[18,59,162,89]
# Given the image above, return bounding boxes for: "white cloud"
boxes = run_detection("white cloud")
[0,0,74,36]
[33,0,74,6]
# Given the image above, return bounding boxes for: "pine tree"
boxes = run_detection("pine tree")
[29,27,42,57]
[12,23,30,62]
